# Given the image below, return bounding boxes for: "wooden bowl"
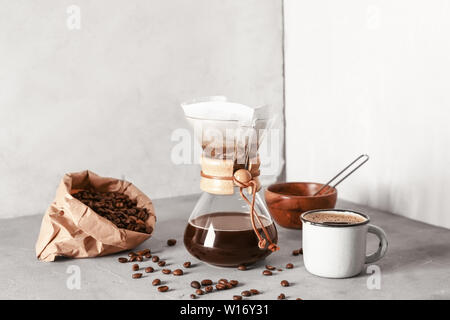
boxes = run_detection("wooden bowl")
[265,182,337,229]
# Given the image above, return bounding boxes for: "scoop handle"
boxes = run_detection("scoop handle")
[314,154,370,196]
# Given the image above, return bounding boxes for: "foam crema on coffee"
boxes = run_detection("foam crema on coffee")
[303,211,367,225]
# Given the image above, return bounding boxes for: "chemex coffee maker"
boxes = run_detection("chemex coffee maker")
[181,96,279,267]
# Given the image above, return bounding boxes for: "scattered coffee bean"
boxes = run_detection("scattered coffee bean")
[158,285,169,292]
[162,269,171,274]
[72,190,152,234]
[183,261,191,268]
[152,256,159,262]
[129,256,137,262]
[278,293,286,300]
[281,280,290,287]
[173,269,183,276]
[118,257,128,263]
[296,298,303,300]
[286,263,294,269]
[263,270,273,276]
[241,290,251,297]
[145,253,152,259]
[238,264,247,271]
[195,289,204,295]
[226,283,233,289]
[205,286,213,293]
[292,249,299,256]
[132,264,139,271]
[265,265,276,270]
[145,267,154,273]
[215,284,226,290]
[191,281,201,289]
[233,295,242,300]
[132,273,142,279]
[201,279,213,286]
[152,279,161,286]
[137,249,150,256]
[167,239,177,246]
[190,294,197,299]
[278,269,283,271]
[128,252,137,257]
[218,279,228,285]
[158,260,166,267]
[136,256,143,262]
[250,289,260,295]
[230,280,239,287]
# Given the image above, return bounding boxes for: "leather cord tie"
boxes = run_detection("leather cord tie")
[233,169,279,252]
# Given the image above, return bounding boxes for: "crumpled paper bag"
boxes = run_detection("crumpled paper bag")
[36,170,156,261]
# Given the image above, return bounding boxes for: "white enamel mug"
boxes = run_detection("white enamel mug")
[300,209,388,278]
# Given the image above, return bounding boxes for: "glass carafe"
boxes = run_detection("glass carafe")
[181,96,279,267]
[184,189,278,267]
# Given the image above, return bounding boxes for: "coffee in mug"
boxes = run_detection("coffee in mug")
[302,211,366,225]
[301,209,388,278]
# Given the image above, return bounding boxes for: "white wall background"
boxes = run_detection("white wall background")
[285,0,450,228]
[0,0,284,218]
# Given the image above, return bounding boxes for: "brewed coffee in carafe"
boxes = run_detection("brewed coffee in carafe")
[181,96,279,267]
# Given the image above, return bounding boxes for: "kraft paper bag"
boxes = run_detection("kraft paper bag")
[36,170,156,262]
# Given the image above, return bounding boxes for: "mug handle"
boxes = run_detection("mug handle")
[365,224,388,264]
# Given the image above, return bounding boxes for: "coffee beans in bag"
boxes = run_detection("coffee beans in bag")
[35,170,156,261]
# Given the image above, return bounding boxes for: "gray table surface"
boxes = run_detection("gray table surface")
[1,194,449,300]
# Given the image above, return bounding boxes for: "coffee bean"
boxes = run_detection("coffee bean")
[250,289,260,295]
[145,253,152,259]
[233,295,242,300]
[281,280,290,287]
[118,257,128,263]
[195,289,204,295]
[158,260,166,267]
[129,256,137,262]
[173,269,183,276]
[296,298,303,300]
[278,268,283,271]
[226,283,233,289]
[167,239,177,246]
[201,279,213,286]
[215,283,226,290]
[190,294,197,299]
[299,248,303,255]
[128,252,137,257]
[162,269,171,274]
[158,285,169,292]
[229,280,239,287]
[237,265,247,271]
[145,267,154,273]
[152,256,159,262]
[265,265,276,270]
[183,261,191,268]
[241,290,251,297]
[262,270,272,276]
[137,249,150,256]
[132,264,139,271]
[191,281,201,289]
[136,256,143,262]
[218,279,228,285]
[205,286,213,293]
[278,293,286,300]
[152,279,161,286]
[132,273,142,279]
[286,263,294,269]
[292,249,299,256]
